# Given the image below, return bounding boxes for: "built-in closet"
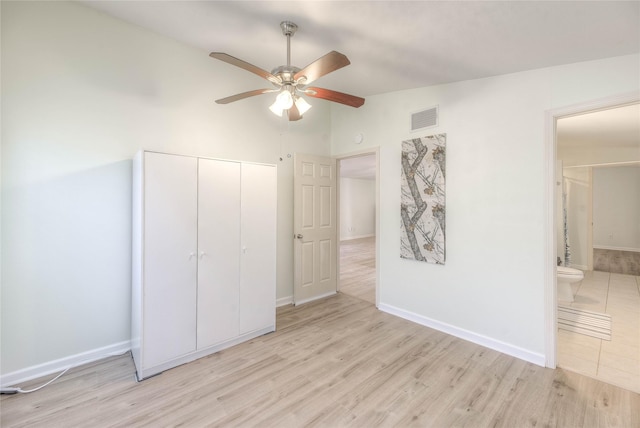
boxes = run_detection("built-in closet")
[131,151,277,380]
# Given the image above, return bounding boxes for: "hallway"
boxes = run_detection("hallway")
[339,237,375,304]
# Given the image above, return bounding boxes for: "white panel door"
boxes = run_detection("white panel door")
[293,154,337,305]
[143,152,198,368]
[197,158,241,348]
[239,163,277,334]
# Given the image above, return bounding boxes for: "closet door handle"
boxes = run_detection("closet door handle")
[188,252,196,260]
[199,251,207,259]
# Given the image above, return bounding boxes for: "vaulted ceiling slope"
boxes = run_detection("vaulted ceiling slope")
[83,1,639,97]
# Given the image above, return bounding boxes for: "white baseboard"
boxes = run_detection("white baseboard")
[340,234,375,241]
[134,327,273,381]
[378,303,545,367]
[593,245,640,253]
[0,341,131,388]
[276,295,293,307]
[294,291,337,306]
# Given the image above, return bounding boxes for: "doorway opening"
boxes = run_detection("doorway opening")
[547,95,639,393]
[337,150,380,307]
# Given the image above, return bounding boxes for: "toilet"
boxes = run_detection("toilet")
[557,266,584,302]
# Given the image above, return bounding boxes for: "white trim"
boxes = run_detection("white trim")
[544,105,558,369]
[587,167,594,271]
[543,91,640,369]
[0,341,131,388]
[593,245,640,253]
[565,160,640,169]
[276,295,293,307]
[340,234,375,241]
[379,304,545,367]
[294,291,337,306]
[135,327,273,380]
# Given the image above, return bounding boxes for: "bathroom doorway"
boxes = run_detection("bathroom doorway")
[551,100,640,393]
[336,150,380,307]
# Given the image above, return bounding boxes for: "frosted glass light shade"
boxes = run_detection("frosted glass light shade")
[295,97,312,115]
[269,101,283,117]
[275,90,293,109]
[269,89,294,117]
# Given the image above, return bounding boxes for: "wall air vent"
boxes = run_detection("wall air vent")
[411,106,438,132]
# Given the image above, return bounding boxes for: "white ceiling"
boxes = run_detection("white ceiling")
[83,1,639,98]
[81,1,638,174]
[557,104,640,151]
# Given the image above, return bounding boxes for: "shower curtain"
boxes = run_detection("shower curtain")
[563,177,571,266]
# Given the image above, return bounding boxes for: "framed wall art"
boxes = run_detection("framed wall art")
[400,134,446,264]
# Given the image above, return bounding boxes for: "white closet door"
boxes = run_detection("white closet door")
[197,158,241,348]
[143,152,198,368]
[239,163,277,334]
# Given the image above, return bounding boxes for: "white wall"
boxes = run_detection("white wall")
[593,165,640,251]
[330,54,639,363]
[1,1,331,377]
[339,177,375,240]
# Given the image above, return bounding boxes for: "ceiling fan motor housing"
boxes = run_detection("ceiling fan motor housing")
[271,65,302,86]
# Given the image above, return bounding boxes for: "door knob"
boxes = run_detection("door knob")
[295,234,303,239]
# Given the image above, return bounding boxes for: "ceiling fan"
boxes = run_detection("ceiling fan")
[210,21,365,121]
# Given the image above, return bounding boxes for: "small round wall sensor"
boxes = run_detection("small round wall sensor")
[354,133,364,144]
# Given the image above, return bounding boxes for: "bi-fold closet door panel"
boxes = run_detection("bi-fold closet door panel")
[142,152,198,368]
[197,158,241,348]
[239,163,277,334]
[134,152,276,378]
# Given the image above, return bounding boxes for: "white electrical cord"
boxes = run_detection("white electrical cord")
[6,367,72,394]
[1,350,130,395]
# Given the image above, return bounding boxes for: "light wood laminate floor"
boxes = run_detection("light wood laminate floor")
[2,293,639,427]
[340,237,376,304]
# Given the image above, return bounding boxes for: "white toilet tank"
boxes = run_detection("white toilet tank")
[557,266,584,280]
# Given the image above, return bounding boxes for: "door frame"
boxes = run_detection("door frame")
[543,92,639,368]
[335,147,381,308]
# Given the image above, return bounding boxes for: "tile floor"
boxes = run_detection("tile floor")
[557,270,640,393]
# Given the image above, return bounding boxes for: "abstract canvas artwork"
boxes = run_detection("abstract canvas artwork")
[400,134,446,264]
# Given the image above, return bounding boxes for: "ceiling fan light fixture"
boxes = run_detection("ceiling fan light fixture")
[269,101,284,117]
[295,96,312,115]
[276,89,294,109]
[270,87,297,117]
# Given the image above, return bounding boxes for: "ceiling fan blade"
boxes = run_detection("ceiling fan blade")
[210,52,281,85]
[215,89,276,104]
[304,87,365,108]
[287,103,302,121]
[294,51,350,85]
